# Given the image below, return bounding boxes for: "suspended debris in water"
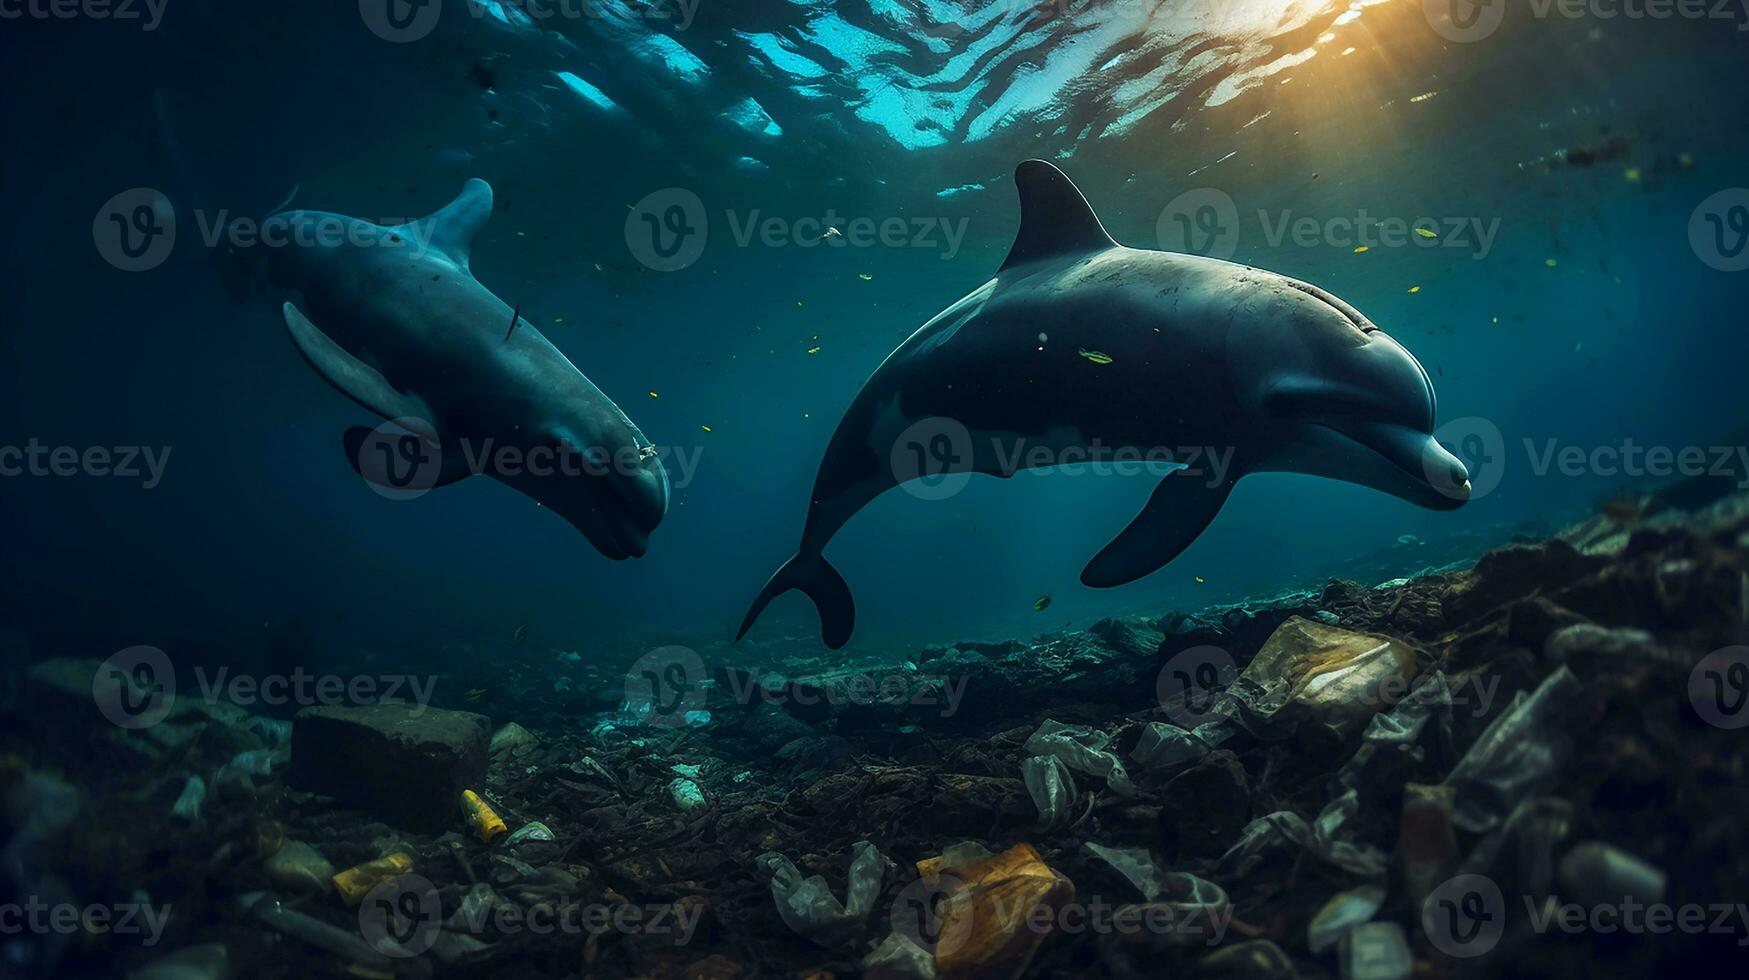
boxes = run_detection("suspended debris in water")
[1194,575,1207,585]
[648,391,660,399]
[1353,246,1369,254]
[465,688,487,703]
[513,625,527,648]
[821,227,843,242]
[701,425,713,433]
[1408,285,1422,294]
[1414,226,1439,239]
[504,301,522,342]
[858,273,874,281]
[1545,258,1559,268]
[1033,594,1052,612]
[1078,348,1114,365]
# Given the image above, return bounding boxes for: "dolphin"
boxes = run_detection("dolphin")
[738,160,1470,649]
[262,179,669,560]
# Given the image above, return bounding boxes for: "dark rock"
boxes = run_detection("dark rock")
[1506,596,1590,649]
[1447,540,1603,625]
[1089,618,1165,659]
[1158,750,1250,859]
[288,703,489,833]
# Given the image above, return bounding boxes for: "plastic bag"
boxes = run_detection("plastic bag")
[1023,720,1135,796]
[755,840,889,949]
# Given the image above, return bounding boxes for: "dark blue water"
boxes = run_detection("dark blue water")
[2,0,1746,670]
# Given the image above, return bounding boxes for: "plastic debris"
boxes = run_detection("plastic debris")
[127,943,230,980]
[1307,884,1385,955]
[262,840,334,895]
[1152,871,1231,948]
[1336,672,1455,791]
[861,932,938,980]
[1081,842,1168,901]
[241,892,394,969]
[1226,617,1418,738]
[919,842,1074,980]
[171,776,205,823]
[1339,921,1412,980]
[1442,667,1580,833]
[504,821,556,846]
[1022,719,1135,796]
[1198,939,1295,978]
[1129,721,1212,772]
[488,722,540,757]
[330,852,415,906]
[1398,783,1458,911]
[1019,754,1075,829]
[669,776,707,814]
[461,789,507,842]
[756,840,889,949]
[1219,790,1386,879]
[1558,841,1667,908]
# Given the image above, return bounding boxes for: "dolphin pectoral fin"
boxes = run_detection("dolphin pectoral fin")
[999,160,1118,272]
[342,427,475,490]
[737,552,855,650]
[1081,472,1234,588]
[281,302,431,426]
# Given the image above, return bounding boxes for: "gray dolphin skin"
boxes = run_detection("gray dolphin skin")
[739,160,1471,649]
[265,179,669,560]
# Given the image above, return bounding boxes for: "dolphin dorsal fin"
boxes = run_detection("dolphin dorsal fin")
[416,178,494,270]
[999,160,1117,272]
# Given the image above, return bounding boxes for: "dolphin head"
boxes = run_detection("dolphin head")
[1228,274,1471,509]
[503,404,671,561]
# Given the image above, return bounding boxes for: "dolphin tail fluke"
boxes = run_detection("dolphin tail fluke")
[737,553,854,649]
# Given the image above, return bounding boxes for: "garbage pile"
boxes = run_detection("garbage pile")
[3,485,1748,978]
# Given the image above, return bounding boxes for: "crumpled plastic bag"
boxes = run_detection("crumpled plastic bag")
[1023,720,1135,796]
[1020,755,1076,829]
[755,840,889,949]
[1130,722,1213,773]
[1306,883,1386,955]
[1218,789,1386,879]
[1082,842,1168,901]
[861,932,937,980]
[1336,671,1455,791]
[1442,667,1579,833]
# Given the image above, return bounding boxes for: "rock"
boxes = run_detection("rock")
[670,777,707,814]
[1505,596,1589,648]
[1089,617,1164,659]
[1447,540,1601,625]
[740,701,816,752]
[287,703,489,833]
[1544,624,1665,671]
[488,722,539,758]
[1159,751,1249,859]
[263,841,334,894]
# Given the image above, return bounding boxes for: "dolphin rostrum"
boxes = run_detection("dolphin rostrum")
[739,160,1470,649]
[265,179,669,560]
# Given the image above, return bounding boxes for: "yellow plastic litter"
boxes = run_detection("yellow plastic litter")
[462,789,507,843]
[918,842,1074,980]
[331,852,415,906]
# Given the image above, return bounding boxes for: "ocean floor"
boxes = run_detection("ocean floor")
[5,473,1749,979]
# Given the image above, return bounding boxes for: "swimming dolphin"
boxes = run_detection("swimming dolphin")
[264,179,669,560]
[738,160,1470,649]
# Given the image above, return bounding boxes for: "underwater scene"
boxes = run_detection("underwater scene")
[3,0,1749,976]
